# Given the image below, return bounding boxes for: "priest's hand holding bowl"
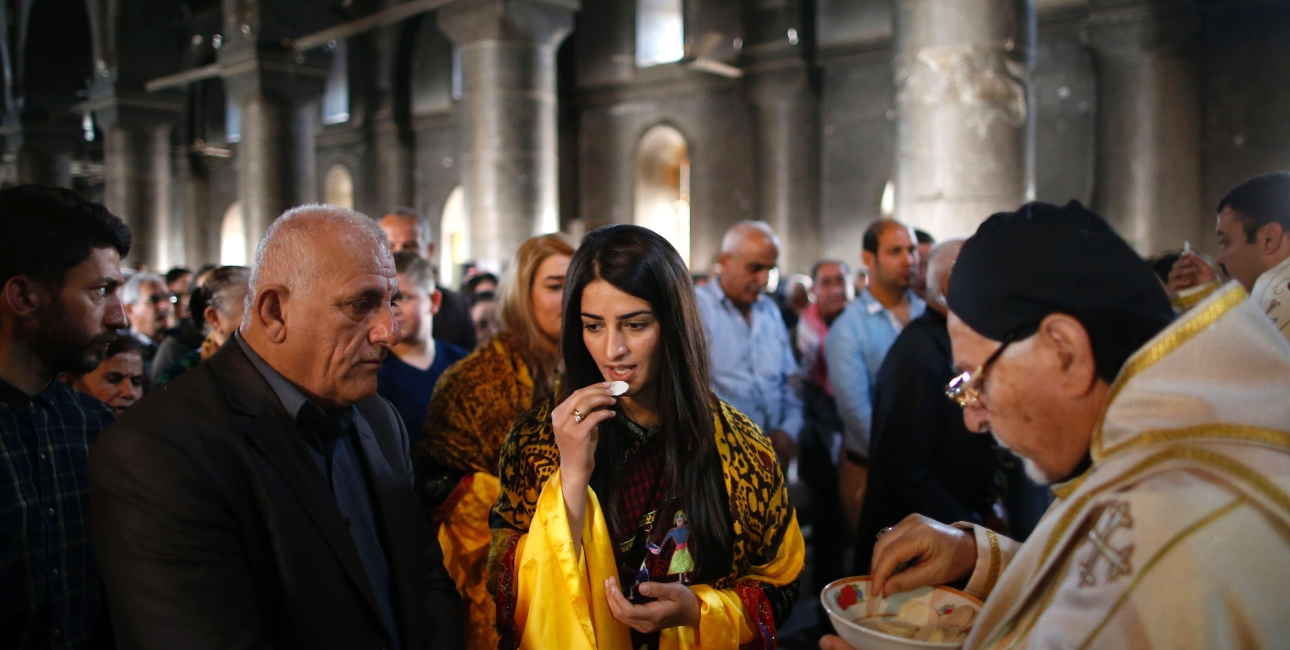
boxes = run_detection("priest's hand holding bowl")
[551,381,702,633]
[868,514,978,599]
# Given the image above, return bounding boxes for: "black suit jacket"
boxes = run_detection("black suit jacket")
[432,287,476,351]
[91,340,464,650]
[854,310,1000,573]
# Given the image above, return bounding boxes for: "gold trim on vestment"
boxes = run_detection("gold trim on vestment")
[1074,497,1246,650]
[984,529,1002,597]
[1099,423,1290,461]
[1169,282,1221,310]
[1043,442,1290,565]
[1051,470,1092,500]
[1091,284,1248,461]
[991,446,1290,648]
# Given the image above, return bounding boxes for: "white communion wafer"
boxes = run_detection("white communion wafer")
[609,381,629,396]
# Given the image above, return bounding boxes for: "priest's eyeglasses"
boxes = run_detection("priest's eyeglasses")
[945,332,1019,408]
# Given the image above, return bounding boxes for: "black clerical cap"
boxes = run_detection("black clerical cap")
[947,201,1175,383]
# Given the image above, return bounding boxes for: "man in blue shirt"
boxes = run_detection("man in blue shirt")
[825,219,925,533]
[379,253,469,444]
[695,221,803,461]
[0,185,131,649]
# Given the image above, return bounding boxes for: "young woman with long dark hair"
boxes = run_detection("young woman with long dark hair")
[489,225,803,650]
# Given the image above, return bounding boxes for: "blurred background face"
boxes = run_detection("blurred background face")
[531,254,571,343]
[718,232,779,310]
[125,279,171,339]
[579,278,661,399]
[203,285,248,347]
[379,214,430,259]
[912,241,933,297]
[811,262,849,320]
[393,273,439,345]
[30,247,128,375]
[471,298,499,344]
[864,225,917,294]
[168,272,192,320]
[282,238,401,407]
[72,350,143,413]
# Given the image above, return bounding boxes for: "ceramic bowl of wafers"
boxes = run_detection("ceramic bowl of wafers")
[821,577,983,650]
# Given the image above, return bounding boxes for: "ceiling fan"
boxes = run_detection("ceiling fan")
[686,31,744,79]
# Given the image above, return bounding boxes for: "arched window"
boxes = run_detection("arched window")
[324,164,355,209]
[323,40,351,125]
[634,125,691,267]
[439,187,468,288]
[220,201,246,266]
[637,0,685,67]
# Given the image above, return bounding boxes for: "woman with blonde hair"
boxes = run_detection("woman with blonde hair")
[415,232,576,650]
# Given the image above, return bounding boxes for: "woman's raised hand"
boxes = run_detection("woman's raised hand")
[551,383,618,486]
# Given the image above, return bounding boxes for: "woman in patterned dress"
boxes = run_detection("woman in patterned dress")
[489,224,804,650]
[414,233,575,650]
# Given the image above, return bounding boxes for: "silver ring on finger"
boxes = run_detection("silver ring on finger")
[573,409,584,423]
[877,526,894,541]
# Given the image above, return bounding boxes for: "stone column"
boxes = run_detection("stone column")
[751,62,822,275]
[438,0,578,269]
[94,100,180,270]
[374,111,414,210]
[1086,1,1201,255]
[221,48,327,261]
[892,0,1032,240]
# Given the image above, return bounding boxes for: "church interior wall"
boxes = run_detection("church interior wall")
[5,0,1290,275]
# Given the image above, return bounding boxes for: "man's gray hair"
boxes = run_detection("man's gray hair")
[122,272,165,306]
[720,220,781,254]
[924,239,966,309]
[244,205,390,322]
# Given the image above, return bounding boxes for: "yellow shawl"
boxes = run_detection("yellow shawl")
[489,399,805,649]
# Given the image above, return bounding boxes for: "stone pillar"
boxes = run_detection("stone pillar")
[751,63,822,275]
[892,0,1032,240]
[374,112,413,210]
[1086,1,1201,255]
[438,0,578,269]
[221,48,327,261]
[94,101,180,270]
[177,152,212,266]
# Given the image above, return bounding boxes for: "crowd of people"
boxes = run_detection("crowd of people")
[2,172,1290,650]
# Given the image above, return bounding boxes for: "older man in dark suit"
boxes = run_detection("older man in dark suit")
[854,240,1005,574]
[92,205,463,650]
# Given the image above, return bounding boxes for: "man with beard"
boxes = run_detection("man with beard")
[826,220,925,534]
[0,185,130,649]
[825,201,1290,649]
[92,205,463,650]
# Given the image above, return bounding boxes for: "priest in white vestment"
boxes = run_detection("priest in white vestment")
[824,200,1290,649]
[1168,172,1290,344]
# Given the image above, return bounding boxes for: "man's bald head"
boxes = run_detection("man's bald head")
[379,208,432,259]
[242,205,400,408]
[247,205,391,317]
[717,221,781,315]
[924,239,965,313]
[720,220,781,254]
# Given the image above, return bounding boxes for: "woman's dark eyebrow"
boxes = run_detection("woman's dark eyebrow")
[617,310,654,320]
[580,312,604,320]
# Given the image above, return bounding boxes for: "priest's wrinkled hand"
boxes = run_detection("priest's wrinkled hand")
[604,577,701,633]
[868,514,977,598]
[819,635,856,650]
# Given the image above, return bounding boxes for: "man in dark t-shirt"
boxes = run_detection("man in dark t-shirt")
[379,253,468,445]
